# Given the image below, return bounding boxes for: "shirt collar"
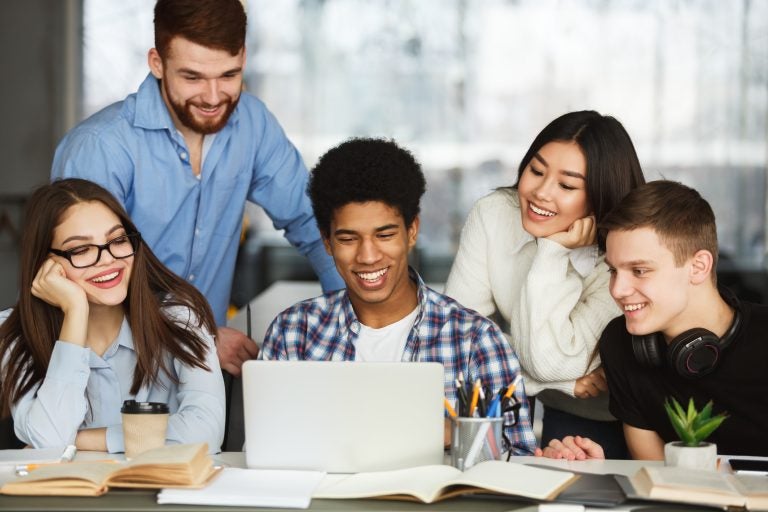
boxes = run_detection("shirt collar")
[340,266,427,332]
[89,316,134,367]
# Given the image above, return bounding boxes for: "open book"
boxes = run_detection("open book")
[0,443,217,497]
[313,460,578,504]
[629,466,768,510]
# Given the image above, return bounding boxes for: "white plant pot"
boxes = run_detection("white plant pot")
[664,441,717,470]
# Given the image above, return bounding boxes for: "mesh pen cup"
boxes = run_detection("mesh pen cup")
[450,416,504,471]
[121,400,169,459]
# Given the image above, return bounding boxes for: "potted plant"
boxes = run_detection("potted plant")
[663,397,728,470]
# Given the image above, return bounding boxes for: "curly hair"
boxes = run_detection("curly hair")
[308,138,426,237]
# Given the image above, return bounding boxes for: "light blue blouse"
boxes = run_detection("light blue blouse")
[3,307,225,454]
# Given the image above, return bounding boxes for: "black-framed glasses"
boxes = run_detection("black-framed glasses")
[50,233,141,269]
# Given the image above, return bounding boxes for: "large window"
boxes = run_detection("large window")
[84,0,768,279]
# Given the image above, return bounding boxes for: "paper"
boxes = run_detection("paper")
[0,447,65,465]
[157,468,326,508]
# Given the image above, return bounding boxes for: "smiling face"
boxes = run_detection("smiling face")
[606,227,696,340]
[50,201,133,308]
[324,201,419,327]
[149,36,244,135]
[517,141,591,238]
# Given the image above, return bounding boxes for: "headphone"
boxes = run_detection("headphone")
[631,288,742,378]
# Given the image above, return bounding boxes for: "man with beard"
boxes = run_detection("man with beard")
[51,0,343,377]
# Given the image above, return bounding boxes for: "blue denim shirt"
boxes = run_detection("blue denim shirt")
[52,74,343,325]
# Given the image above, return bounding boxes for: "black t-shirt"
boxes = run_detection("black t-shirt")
[600,301,768,456]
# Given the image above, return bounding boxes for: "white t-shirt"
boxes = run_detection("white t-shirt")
[354,307,419,362]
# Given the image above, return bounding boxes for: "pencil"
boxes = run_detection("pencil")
[468,379,480,417]
[443,398,457,418]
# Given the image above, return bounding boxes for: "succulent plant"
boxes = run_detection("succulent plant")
[664,397,728,447]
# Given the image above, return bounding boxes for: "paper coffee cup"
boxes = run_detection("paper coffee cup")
[121,400,169,459]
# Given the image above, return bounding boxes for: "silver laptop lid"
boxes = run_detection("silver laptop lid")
[242,360,445,473]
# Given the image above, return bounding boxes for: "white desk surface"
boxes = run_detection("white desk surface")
[214,452,663,478]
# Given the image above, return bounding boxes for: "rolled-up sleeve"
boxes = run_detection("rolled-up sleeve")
[12,341,91,448]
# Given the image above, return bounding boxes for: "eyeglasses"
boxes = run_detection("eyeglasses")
[50,233,141,269]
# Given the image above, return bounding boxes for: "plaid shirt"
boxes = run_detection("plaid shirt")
[260,269,537,455]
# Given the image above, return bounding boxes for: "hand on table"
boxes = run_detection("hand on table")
[534,435,605,460]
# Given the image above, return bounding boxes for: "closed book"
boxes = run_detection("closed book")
[629,466,768,511]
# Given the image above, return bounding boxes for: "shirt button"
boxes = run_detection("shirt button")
[189,274,195,281]
[180,152,188,160]
[195,228,200,236]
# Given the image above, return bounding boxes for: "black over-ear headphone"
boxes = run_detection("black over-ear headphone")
[631,288,742,378]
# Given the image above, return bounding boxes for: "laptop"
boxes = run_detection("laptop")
[242,360,445,473]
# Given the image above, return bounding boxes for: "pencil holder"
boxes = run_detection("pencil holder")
[450,416,504,471]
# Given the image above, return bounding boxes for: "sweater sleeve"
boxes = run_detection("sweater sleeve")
[511,238,620,396]
[444,200,496,317]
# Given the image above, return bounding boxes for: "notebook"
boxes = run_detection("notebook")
[242,360,445,473]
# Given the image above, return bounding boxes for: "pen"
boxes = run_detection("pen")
[455,379,468,416]
[246,303,252,339]
[504,374,522,398]
[15,445,78,476]
[14,459,117,476]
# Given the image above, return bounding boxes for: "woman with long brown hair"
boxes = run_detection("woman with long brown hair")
[0,178,224,453]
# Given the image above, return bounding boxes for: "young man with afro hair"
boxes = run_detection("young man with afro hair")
[259,138,537,454]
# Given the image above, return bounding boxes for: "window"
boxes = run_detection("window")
[84,0,768,282]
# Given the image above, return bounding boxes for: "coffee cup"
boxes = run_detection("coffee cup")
[121,400,169,458]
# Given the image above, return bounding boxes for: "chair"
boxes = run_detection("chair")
[0,416,24,449]
[220,371,245,452]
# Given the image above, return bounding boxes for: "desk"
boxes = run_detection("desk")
[0,452,540,511]
[1,452,731,512]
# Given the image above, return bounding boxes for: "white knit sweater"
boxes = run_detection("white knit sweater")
[445,190,621,419]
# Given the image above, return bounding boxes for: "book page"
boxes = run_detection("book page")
[109,443,213,488]
[645,467,740,495]
[446,460,578,501]
[0,462,116,496]
[313,464,461,503]
[158,468,326,508]
[631,467,746,509]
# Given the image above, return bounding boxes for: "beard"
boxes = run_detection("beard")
[164,81,239,135]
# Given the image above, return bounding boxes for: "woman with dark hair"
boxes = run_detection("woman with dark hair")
[445,111,645,458]
[0,178,224,453]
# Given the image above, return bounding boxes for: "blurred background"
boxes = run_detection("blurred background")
[1,0,767,311]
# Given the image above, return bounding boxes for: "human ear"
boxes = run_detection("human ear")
[322,237,332,256]
[689,249,714,285]
[407,216,420,250]
[148,48,164,80]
